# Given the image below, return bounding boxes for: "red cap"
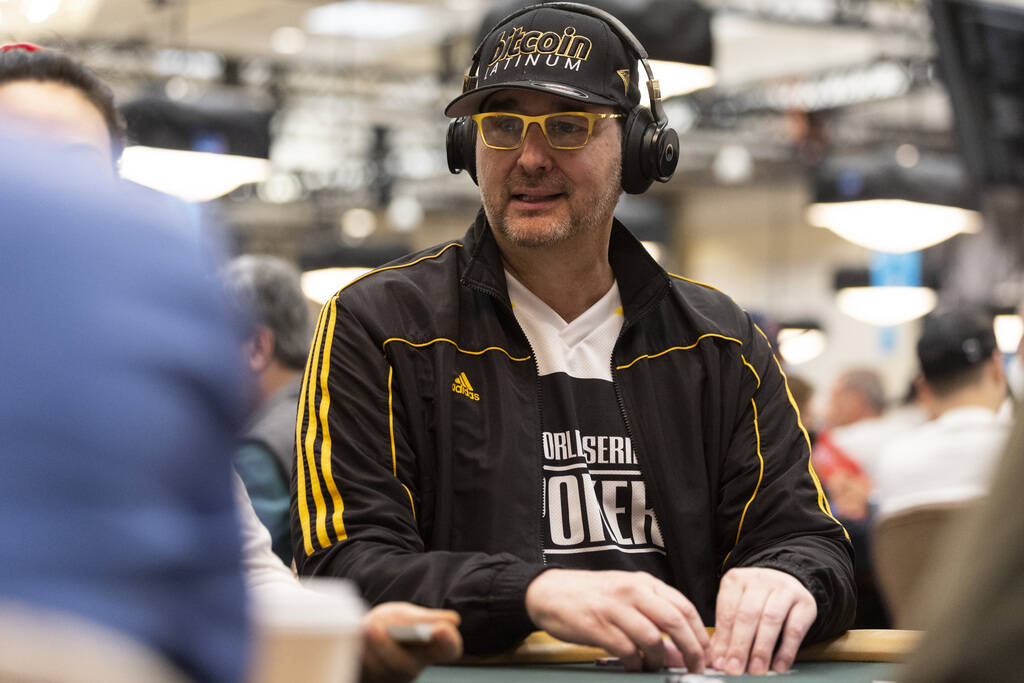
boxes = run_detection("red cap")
[0,43,43,52]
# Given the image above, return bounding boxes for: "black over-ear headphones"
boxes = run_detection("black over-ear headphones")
[446,1,679,194]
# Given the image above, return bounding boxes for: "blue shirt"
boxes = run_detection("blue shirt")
[0,137,249,682]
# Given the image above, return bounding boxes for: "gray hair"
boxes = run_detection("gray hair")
[221,255,312,370]
[839,368,887,414]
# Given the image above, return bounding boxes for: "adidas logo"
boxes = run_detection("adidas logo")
[451,371,480,401]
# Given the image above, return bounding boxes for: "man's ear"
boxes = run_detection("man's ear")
[244,326,276,374]
[989,351,1006,386]
[914,374,937,417]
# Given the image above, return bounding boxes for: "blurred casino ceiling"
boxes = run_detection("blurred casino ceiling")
[3,0,1021,279]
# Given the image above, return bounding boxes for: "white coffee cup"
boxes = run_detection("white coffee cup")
[249,577,365,683]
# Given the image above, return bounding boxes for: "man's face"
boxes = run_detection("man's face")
[0,80,113,176]
[475,89,622,248]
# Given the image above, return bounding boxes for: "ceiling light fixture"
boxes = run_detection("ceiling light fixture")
[647,59,716,99]
[836,286,937,326]
[777,324,827,365]
[304,1,433,39]
[120,146,271,203]
[301,267,372,305]
[994,313,1023,354]
[806,199,981,254]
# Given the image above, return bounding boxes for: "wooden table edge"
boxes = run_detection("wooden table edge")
[459,629,921,666]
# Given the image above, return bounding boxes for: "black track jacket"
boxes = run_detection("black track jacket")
[291,211,856,654]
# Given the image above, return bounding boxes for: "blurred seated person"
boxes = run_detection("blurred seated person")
[222,255,314,564]
[874,309,1010,520]
[814,368,918,521]
[872,309,1009,627]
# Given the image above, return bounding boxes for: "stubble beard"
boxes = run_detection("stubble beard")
[483,158,622,249]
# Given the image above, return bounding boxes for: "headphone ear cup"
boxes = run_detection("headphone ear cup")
[647,123,679,183]
[446,117,478,185]
[621,106,654,195]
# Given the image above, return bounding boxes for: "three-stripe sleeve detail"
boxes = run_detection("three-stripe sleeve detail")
[296,295,348,555]
[317,298,347,542]
[295,301,328,556]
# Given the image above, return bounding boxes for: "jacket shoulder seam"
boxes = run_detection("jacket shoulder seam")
[615,333,742,370]
[382,337,532,362]
[340,241,464,293]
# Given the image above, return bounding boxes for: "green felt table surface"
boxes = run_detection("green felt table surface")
[419,661,897,682]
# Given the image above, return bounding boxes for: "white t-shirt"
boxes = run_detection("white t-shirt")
[506,272,670,580]
[873,406,1010,520]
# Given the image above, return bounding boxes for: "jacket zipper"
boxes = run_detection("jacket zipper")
[463,280,548,566]
[610,312,671,578]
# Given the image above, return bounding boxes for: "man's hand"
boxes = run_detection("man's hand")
[709,567,817,675]
[525,569,709,672]
[361,603,463,683]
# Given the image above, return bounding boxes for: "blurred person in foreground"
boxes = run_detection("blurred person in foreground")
[293,2,854,675]
[222,255,314,565]
[1,43,461,683]
[900,409,1024,683]
[0,133,248,680]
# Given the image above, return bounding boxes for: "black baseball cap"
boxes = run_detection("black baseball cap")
[444,4,640,117]
[917,309,997,381]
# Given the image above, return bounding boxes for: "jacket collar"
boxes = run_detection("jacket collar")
[460,208,671,324]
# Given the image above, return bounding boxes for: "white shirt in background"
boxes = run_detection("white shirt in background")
[873,406,1011,520]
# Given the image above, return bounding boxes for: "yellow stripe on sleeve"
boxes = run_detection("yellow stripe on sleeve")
[303,298,332,550]
[296,301,329,556]
[773,356,849,540]
[740,354,761,389]
[388,366,397,476]
[316,297,347,542]
[722,397,765,568]
[388,365,417,519]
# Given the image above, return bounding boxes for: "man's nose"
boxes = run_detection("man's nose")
[516,122,553,173]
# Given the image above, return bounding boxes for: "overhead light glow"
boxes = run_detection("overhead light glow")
[305,1,432,39]
[647,60,716,99]
[301,267,372,304]
[778,327,827,365]
[340,208,377,241]
[271,26,307,55]
[836,286,937,326]
[22,0,61,23]
[995,314,1023,354]
[807,199,981,253]
[120,146,271,203]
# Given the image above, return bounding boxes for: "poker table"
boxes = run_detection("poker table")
[421,630,917,682]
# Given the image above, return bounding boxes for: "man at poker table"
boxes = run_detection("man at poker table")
[291,2,855,676]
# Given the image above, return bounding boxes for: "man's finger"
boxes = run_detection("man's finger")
[746,589,794,675]
[655,583,711,651]
[722,585,768,675]
[771,598,817,673]
[608,606,670,671]
[709,574,743,668]
[631,583,707,672]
